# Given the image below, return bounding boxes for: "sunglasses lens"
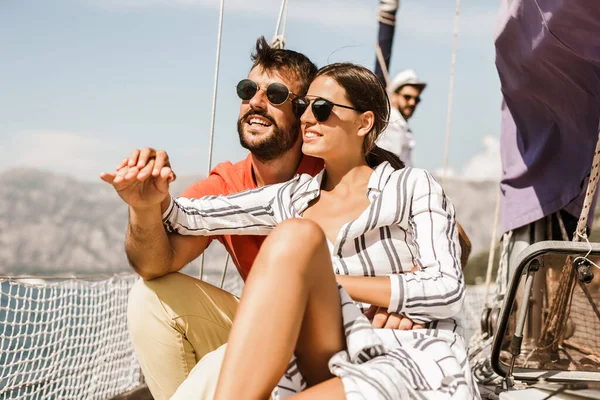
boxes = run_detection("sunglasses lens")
[266,82,290,105]
[312,99,333,122]
[403,94,421,104]
[236,79,258,101]
[293,97,309,118]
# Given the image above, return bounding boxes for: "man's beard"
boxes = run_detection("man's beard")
[400,106,415,120]
[237,109,300,163]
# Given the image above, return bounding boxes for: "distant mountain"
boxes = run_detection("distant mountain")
[0,168,240,289]
[0,168,499,286]
[438,177,500,255]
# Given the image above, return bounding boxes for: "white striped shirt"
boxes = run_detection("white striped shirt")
[163,162,479,399]
[163,162,465,323]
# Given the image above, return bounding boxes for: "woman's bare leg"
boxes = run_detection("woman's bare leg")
[290,377,345,400]
[214,219,345,400]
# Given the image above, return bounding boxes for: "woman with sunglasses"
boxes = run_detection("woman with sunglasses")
[162,63,479,400]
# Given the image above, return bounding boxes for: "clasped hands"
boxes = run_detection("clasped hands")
[100,148,176,209]
[364,305,425,330]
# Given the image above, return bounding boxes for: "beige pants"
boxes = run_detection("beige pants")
[127,273,238,400]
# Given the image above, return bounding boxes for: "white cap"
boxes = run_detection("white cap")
[388,69,427,94]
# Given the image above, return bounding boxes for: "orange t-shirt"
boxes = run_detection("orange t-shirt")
[181,154,324,280]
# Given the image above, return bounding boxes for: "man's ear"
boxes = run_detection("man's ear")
[390,92,399,109]
[357,111,375,138]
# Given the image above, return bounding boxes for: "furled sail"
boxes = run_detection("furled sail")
[374,0,399,86]
[495,0,600,233]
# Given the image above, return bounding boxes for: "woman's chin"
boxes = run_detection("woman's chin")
[301,142,322,157]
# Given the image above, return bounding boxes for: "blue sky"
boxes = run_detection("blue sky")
[0,0,502,181]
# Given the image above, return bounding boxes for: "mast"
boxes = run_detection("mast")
[374,0,399,87]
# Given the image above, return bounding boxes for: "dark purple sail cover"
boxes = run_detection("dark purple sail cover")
[496,0,600,233]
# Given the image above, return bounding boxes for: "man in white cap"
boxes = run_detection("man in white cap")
[377,69,426,167]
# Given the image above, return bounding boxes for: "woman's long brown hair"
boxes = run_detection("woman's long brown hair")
[315,63,471,266]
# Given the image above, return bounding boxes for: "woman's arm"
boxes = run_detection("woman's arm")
[161,177,302,236]
[386,169,465,323]
[335,262,419,307]
[336,170,464,324]
[335,275,391,306]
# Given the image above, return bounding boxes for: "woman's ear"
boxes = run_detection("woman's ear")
[356,111,375,138]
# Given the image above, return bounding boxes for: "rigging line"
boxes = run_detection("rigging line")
[201,0,226,281]
[274,0,287,37]
[574,130,600,241]
[441,0,461,186]
[483,187,501,308]
[206,0,226,174]
[220,254,231,289]
[272,0,289,48]
[375,44,391,87]
[281,0,289,39]
[497,230,512,296]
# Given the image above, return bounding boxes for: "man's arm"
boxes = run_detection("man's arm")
[125,205,211,280]
[103,148,214,280]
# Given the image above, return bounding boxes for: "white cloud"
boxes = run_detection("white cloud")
[435,135,501,182]
[462,136,501,181]
[435,166,457,179]
[0,131,122,181]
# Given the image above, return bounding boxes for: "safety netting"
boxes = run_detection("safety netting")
[0,274,142,399]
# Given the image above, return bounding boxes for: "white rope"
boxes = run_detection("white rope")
[497,230,512,298]
[379,0,399,13]
[201,0,226,281]
[375,45,391,88]
[376,0,398,26]
[483,187,501,307]
[377,10,396,26]
[273,0,287,39]
[574,130,600,241]
[573,234,600,271]
[206,0,226,179]
[280,0,289,41]
[220,254,231,288]
[272,0,289,49]
[441,0,461,186]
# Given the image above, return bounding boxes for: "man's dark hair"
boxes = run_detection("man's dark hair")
[250,36,317,96]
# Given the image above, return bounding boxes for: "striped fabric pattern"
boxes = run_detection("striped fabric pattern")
[163,163,480,399]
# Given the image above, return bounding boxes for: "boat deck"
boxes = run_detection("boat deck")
[479,384,500,400]
[109,383,501,399]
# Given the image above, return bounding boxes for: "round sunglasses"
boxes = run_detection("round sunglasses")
[236,79,297,106]
[401,94,421,105]
[293,96,362,122]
